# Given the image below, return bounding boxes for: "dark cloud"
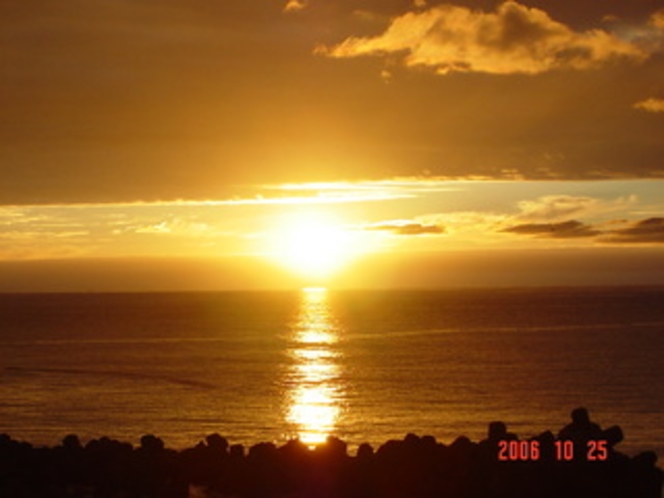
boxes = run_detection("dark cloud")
[604,217,664,243]
[501,219,601,238]
[366,221,444,235]
[288,0,662,27]
[502,216,664,244]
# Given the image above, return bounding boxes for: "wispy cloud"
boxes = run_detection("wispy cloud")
[283,0,307,13]
[650,10,664,30]
[634,98,664,113]
[514,194,638,222]
[500,216,664,244]
[417,193,649,244]
[603,217,664,244]
[131,219,215,237]
[516,195,600,221]
[134,222,172,235]
[421,211,509,237]
[0,184,415,210]
[318,1,648,75]
[501,220,601,238]
[269,179,464,197]
[364,220,444,236]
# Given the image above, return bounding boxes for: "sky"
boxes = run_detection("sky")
[1,0,664,291]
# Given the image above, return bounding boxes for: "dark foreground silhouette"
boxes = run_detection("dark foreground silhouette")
[1,409,661,498]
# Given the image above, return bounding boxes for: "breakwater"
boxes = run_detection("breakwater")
[1,409,662,497]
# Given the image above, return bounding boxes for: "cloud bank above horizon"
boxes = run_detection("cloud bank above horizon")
[1,0,664,206]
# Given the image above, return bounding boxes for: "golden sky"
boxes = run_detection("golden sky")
[1,0,664,291]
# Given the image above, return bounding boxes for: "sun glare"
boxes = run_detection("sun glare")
[268,212,361,279]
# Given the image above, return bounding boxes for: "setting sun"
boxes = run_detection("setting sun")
[267,212,362,279]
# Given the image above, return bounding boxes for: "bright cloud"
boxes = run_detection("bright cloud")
[515,194,637,222]
[284,0,307,13]
[634,98,664,113]
[517,195,599,221]
[319,1,647,74]
[651,10,664,30]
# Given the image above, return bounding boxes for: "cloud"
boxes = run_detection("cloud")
[417,211,509,237]
[501,220,601,238]
[3,2,664,204]
[514,194,638,222]
[516,195,599,221]
[365,220,444,236]
[135,222,172,234]
[651,10,664,30]
[501,215,664,244]
[283,0,307,13]
[129,218,214,238]
[318,1,647,74]
[603,217,664,243]
[0,207,36,226]
[634,98,664,113]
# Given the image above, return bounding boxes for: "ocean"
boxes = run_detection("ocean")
[1,286,663,459]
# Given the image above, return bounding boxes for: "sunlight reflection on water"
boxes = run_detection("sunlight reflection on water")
[285,287,344,445]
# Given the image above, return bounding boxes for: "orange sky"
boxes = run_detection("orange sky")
[1,1,664,291]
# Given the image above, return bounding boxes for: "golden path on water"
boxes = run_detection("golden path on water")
[284,287,344,446]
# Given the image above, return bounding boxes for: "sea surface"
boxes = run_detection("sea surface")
[1,287,663,458]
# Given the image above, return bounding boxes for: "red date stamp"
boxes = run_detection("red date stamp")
[497,439,609,462]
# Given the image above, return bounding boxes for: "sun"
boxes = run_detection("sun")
[267,212,361,279]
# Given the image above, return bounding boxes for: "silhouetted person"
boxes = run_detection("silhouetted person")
[602,424,624,457]
[558,407,603,461]
[0,412,661,498]
[559,408,602,439]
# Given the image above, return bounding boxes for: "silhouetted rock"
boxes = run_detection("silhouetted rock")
[0,411,661,497]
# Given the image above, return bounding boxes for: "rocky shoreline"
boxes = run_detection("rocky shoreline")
[1,409,661,498]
